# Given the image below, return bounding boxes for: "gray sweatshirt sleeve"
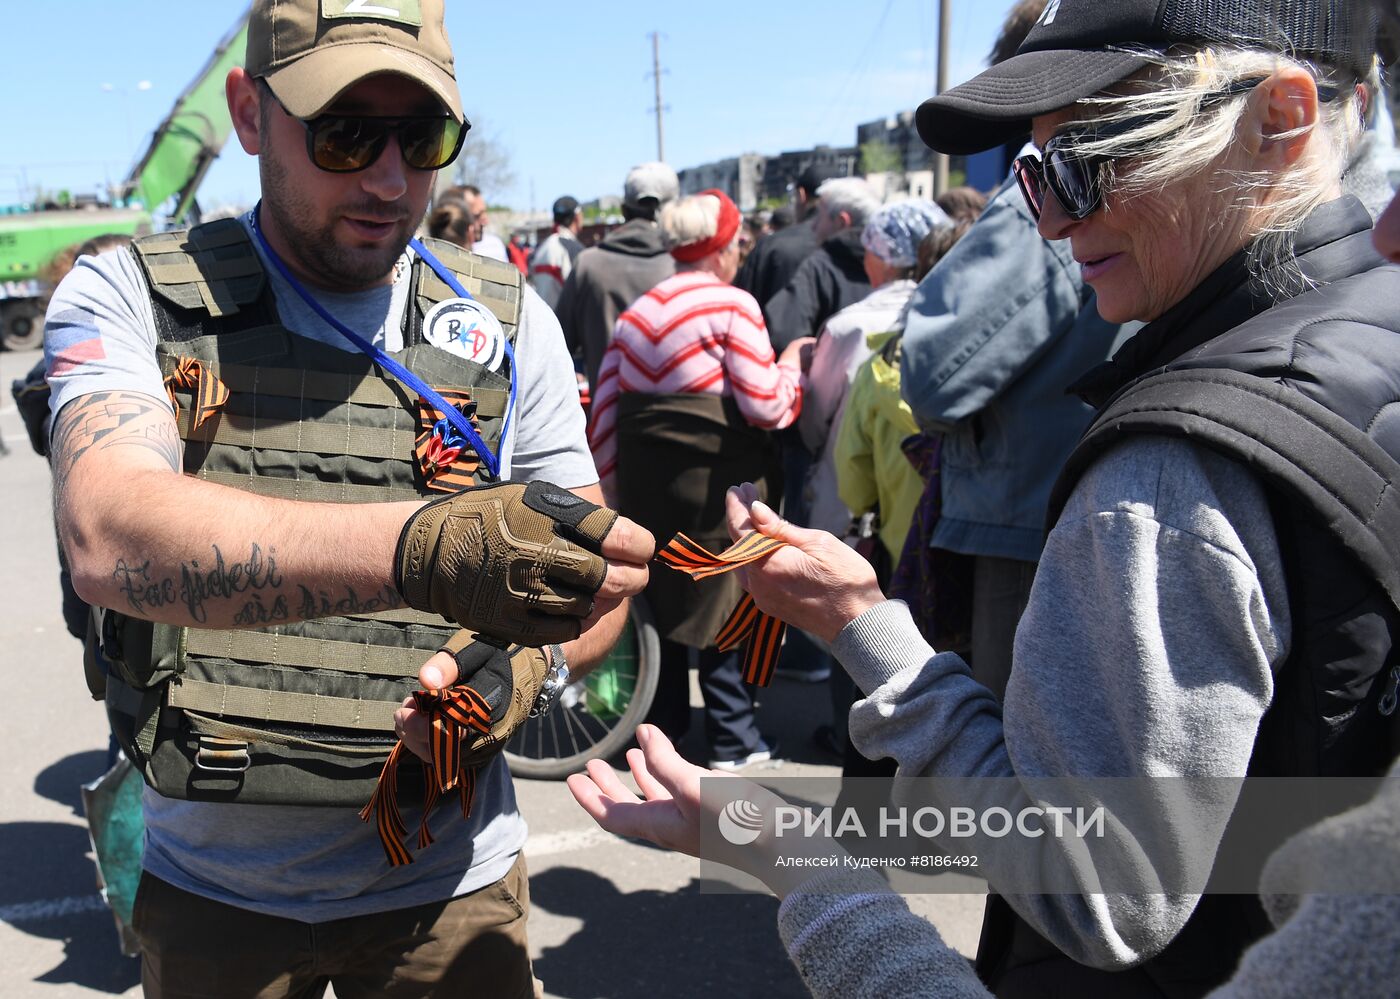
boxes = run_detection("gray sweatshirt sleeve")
[775,766,1400,998]
[1209,760,1400,998]
[777,870,990,999]
[836,437,1291,969]
[777,888,1400,999]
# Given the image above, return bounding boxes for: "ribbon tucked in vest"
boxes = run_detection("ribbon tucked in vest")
[360,684,493,866]
[414,389,482,492]
[657,532,789,687]
[163,356,229,430]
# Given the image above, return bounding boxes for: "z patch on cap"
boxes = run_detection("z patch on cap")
[322,0,422,26]
[423,298,506,371]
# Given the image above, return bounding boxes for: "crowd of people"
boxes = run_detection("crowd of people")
[568,2,1400,998]
[18,0,1400,995]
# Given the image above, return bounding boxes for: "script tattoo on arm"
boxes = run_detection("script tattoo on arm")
[111,543,403,627]
[112,543,284,624]
[50,391,182,503]
[296,583,404,619]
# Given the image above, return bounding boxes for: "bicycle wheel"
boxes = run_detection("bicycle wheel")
[504,596,661,780]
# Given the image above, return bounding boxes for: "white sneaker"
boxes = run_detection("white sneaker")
[709,743,777,771]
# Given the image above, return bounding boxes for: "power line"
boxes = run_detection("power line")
[814,0,898,135]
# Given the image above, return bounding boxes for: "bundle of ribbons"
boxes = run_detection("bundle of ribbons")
[656,531,789,687]
[360,684,493,866]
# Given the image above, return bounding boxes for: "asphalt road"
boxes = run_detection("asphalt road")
[0,344,984,998]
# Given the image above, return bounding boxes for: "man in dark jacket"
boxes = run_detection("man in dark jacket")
[762,175,882,693]
[736,164,839,318]
[556,163,679,389]
[765,177,881,351]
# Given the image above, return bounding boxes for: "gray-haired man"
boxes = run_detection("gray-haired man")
[764,177,881,350]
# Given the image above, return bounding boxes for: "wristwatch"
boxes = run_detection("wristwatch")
[531,645,570,717]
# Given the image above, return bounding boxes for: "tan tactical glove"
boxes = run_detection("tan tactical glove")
[438,631,550,768]
[395,480,619,645]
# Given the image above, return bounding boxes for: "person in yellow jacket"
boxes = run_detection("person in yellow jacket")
[833,219,971,563]
[833,329,922,562]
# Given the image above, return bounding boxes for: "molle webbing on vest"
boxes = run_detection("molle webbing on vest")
[132,218,266,318]
[162,355,510,465]
[193,471,424,504]
[412,238,524,337]
[168,679,402,732]
[181,629,436,677]
[163,357,512,415]
[103,220,528,805]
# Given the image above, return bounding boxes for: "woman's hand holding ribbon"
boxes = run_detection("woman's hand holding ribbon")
[723,483,885,645]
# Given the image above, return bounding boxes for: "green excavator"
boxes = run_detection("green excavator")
[0,11,248,350]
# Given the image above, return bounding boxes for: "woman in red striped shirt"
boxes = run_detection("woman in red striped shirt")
[588,189,813,768]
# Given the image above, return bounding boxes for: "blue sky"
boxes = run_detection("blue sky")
[1,1,1011,214]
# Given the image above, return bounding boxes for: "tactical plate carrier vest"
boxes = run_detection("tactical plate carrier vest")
[90,218,525,806]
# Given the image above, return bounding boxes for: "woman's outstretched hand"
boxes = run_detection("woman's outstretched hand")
[723,483,885,644]
[567,724,712,856]
[567,724,846,898]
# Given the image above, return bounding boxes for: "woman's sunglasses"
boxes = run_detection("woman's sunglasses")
[298,112,469,173]
[1012,136,1110,223]
[1013,78,1337,222]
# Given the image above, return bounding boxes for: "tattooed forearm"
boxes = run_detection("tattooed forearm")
[231,584,400,627]
[113,543,283,624]
[111,544,401,627]
[100,421,183,472]
[296,583,403,619]
[233,593,292,626]
[50,392,177,499]
[112,558,178,614]
[179,544,283,622]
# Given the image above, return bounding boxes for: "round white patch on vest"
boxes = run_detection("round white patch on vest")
[422,298,506,370]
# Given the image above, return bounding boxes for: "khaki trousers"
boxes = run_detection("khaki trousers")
[133,853,540,999]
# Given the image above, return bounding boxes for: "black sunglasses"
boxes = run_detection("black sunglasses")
[263,86,469,173]
[298,111,469,173]
[1013,78,1339,222]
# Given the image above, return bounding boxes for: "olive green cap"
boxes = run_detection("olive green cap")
[247,0,463,123]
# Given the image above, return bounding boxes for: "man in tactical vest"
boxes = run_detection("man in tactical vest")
[43,1,654,995]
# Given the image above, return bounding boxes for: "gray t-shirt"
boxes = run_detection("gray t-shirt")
[45,216,597,921]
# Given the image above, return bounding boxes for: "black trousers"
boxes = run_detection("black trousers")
[645,639,763,762]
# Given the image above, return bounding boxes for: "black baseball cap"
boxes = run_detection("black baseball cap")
[552,196,580,223]
[917,0,1378,155]
[797,163,842,196]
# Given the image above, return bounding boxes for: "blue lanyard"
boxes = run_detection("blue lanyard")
[249,203,517,480]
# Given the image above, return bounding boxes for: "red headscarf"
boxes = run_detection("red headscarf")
[670,189,742,263]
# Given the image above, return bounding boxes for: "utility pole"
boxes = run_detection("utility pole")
[934,0,951,196]
[649,31,666,162]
